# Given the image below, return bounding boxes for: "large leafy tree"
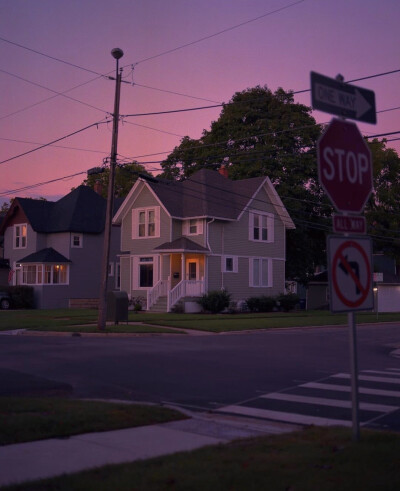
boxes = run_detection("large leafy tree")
[82,162,150,199]
[366,139,400,261]
[160,86,330,283]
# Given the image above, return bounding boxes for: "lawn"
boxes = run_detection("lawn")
[1,309,400,333]
[0,397,186,446]
[6,426,400,490]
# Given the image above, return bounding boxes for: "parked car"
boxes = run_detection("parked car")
[0,291,11,310]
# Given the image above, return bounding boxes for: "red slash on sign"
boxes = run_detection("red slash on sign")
[329,237,373,312]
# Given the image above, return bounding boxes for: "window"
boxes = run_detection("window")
[71,233,82,248]
[183,219,203,236]
[14,224,27,249]
[22,265,42,284]
[222,256,238,273]
[249,211,274,243]
[21,264,68,285]
[133,207,160,238]
[250,258,272,287]
[139,257,153,288]
[44,264,68,285]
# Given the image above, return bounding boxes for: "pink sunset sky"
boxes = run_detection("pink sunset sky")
[1,0,399,207]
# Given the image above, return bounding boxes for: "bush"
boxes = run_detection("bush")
[197,290,231,314]
[6,286,35,309]
[276,293,300,312]
[245,296,276,313]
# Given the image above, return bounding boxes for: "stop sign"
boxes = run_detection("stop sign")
[317,118,373,213]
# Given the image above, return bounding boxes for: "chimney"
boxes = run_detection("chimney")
[218,164,229,178]
[94,180,103,195]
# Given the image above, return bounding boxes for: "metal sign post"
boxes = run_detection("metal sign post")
[313,71,376,442]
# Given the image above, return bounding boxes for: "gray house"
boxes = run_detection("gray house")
[0,186,121,309]
[113,168,295,312]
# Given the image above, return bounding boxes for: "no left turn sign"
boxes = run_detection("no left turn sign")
[328,236,374,312]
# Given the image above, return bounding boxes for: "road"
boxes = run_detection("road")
[1,322,399,431]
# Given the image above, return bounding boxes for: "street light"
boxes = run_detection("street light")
[97,48,124,330]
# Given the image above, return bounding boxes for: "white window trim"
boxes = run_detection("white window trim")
[20,263,69,285]
[249,257,273,288]
[248,211,274,243]
[71,233,83,248]
[131,255,159,290]
[132,206,160,239]
[14,223,27,249]
[183,218,203,236]
[222,255,238,273]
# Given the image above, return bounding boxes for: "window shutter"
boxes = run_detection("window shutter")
[131,256,139,289]
[268,215,274,243]
[155,207,160,237]
[182,220,189,236]
[197,219,203,235]
[132,210,138,239]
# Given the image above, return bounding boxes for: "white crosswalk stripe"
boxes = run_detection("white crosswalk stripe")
[217,368,400,428]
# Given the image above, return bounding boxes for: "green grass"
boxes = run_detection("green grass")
[0,397,186,446]
[6,426,400,490]
[1,309,400,333]
[135,310,400,332]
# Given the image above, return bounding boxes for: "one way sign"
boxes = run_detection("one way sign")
[311,72,376,124]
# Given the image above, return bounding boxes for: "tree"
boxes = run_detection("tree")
[1,201,10,214]
[161,86,329,283]
[82,162,151,199]
[366,139,400,261]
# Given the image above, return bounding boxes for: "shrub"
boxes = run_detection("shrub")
[129,296,144,312]
[245,296,276,313]
[6,286,35,309]
[197,290,231,314]
[276,293,300,312]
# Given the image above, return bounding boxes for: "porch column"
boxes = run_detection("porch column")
[181,253,185,281]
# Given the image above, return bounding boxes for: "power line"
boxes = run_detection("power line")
[0,68,108,114]
[0,137,109,155]
[0,119,109,166]
[0,36,104,76]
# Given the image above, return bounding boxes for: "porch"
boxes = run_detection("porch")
[148,238,209,311]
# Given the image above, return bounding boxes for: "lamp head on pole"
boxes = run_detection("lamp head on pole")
[111,48,124,60]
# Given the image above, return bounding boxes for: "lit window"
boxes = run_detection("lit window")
[14,224,27,249]
[22,265,42,284]
[43,264,68,285]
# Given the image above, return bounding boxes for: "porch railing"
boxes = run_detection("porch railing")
[168,279,204,311]
[147,279,168,310]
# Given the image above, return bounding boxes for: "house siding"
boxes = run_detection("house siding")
[121,185,171,254]
[207,255,285,303]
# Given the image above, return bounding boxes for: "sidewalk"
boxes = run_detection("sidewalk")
[0,413,297,488]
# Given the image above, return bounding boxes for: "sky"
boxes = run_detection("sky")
[0,0,399,207]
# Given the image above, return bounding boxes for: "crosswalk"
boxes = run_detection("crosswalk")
[217,368,400,428]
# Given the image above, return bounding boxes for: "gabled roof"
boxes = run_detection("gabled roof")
[17,247,71,263]
[0,186,122,235]
[153,237,210,253]
[114,169,295,228]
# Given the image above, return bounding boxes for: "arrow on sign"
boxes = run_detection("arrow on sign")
[314,84,372,120]
[339,255,361,294]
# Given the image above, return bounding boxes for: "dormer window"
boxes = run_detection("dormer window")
[14,224,27,249]
[183,219,203,236]
[71,233,83,248]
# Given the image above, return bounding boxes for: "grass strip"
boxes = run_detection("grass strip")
[5,426,400,490]
[0,397,186,446]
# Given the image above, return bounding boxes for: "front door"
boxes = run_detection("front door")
[186,260,198,281]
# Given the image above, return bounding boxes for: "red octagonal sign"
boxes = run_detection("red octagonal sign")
[318,118,373,213]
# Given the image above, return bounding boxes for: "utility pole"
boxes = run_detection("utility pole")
[97,48,124,330]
